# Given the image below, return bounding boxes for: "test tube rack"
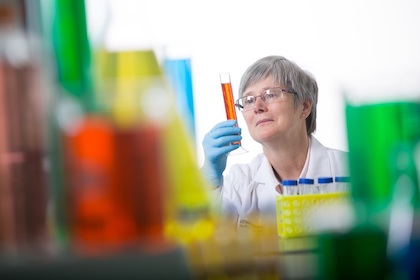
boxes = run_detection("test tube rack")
[276,193,350,238]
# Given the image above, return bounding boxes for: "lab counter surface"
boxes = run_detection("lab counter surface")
[0,237,319,280]
[2,231,409,280]
[0,247,192,280]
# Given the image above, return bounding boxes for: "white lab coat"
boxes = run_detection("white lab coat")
[214,135,349,233]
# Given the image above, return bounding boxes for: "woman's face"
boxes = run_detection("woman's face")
[241,76,310,144]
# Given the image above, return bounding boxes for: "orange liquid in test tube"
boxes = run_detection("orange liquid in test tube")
[220,72,240,145]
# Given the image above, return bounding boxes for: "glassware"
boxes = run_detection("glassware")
[219,72,248,154]
[317,177,334,194]
[298,178,315,195]
[162,44,196,145]
[335,176,351,193]
[282,179,298,196]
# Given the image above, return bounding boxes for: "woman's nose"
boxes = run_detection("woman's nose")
[253,97,267,112]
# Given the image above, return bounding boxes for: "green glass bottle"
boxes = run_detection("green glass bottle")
[345,101,420,224]
[42,0,94,250]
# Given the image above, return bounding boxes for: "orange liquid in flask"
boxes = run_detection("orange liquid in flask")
[220,72,240,145]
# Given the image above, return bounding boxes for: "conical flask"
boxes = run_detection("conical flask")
[60,49,170,255]
[161,105,217,245]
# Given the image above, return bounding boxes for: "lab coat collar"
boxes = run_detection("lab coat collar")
[254,156,279,188]
[305,136,335,179]
[252,135,333,187]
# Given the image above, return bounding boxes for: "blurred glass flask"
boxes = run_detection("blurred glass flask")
[162,44,196,145]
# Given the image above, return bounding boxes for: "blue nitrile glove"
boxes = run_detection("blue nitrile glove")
[201,120,242,187]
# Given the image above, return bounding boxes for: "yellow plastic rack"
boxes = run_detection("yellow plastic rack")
[276,192,350,238]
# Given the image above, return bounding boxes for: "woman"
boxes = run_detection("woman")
[201,55,348,233]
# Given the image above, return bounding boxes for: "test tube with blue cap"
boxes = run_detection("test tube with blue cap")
[317,177,334,194]
[282,179,298,196]
[298,178,314,195]
[335,176,351,192]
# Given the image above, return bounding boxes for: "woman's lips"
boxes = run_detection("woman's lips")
[256,118,272,126]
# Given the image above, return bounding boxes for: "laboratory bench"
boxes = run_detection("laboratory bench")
[2,229,416,280]
[0,237,320,280]
[0,246,191,280]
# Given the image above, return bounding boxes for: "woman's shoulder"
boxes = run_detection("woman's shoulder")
[312,136,348,155]
[222,153,269,191]
[311,136,349,170]
[227,153,266,176]
[326,146,348,157]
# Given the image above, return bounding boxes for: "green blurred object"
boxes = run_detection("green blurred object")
[317,224,389,280]
[345,101,420,222]
[387,142,420,279]
[41,0,93,250]
[52,0,94,110]
[390,143,420,209]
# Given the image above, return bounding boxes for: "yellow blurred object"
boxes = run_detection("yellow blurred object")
[92,48,217,246]
[161,108,217,244]
[276,193,351,238]
[92,49,165,127]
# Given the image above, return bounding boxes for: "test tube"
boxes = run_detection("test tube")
[282,179,298,196]
[335,176,351,192]
[298,178,314,195]
[317,177,334,194]
[220,72,240,145]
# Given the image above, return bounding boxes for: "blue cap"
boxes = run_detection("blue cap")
[318,177,333,184]
[335,176,351,183]
[282,179,298,186]
[298,178,314,184]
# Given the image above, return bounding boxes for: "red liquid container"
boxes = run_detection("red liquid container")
[63,116,166,255]
[220,72,240,145]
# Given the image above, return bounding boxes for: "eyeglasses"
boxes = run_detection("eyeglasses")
[235,87,295,112]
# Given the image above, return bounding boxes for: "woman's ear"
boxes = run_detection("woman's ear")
[302,100,312,118]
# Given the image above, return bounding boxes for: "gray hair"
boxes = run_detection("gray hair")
[238,55,318,135]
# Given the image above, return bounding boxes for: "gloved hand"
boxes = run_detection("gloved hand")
[201,120,242,187]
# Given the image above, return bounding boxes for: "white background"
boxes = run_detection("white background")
[86,0,420,171]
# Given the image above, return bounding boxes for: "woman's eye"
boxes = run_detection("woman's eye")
[245,97,254,105]
[266,93,276,99]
